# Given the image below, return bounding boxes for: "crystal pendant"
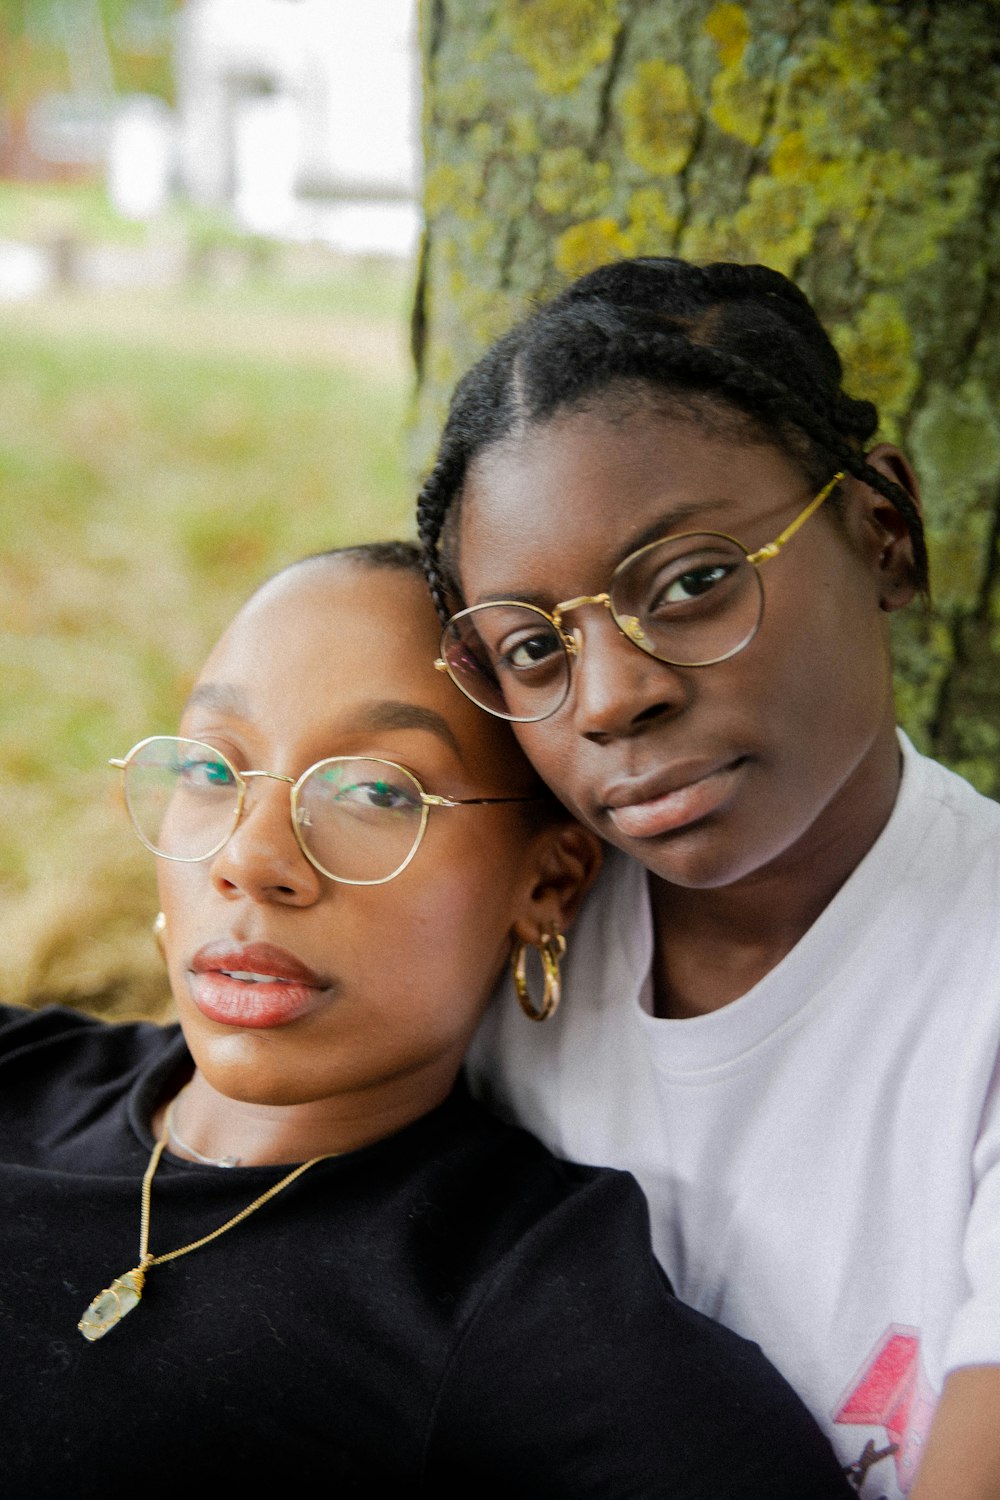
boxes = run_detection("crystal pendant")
[78,1268,146,1342]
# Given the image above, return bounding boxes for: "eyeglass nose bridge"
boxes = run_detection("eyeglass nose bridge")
[225,767,300,849]
[550,592,614,656]
[550,590,655,656]
[240,769,296,787]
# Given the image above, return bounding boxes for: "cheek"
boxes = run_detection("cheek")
[392,849,522,987]
[758,572,893,742]
[156,863,207,970]
[510,722,589,825]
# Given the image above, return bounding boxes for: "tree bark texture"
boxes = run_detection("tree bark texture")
[414,0,1000,795]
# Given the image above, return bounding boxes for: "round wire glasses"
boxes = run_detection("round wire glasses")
[436,473,844,722]
[110,737,536,886]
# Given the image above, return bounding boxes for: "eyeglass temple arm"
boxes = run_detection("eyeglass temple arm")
[421,793,542,807]
[746,472,845,566]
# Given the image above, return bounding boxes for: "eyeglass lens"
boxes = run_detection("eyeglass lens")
[294,757,426,882]
[441,533,763,721]
[121,739,428,883]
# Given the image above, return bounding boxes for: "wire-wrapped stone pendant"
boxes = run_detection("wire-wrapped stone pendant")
[78,1266,146,1342]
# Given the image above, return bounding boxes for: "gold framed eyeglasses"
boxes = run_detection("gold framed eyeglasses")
[110,737,537,886]
[436,473,845,723]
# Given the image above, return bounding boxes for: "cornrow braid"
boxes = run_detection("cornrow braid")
[417,257,928,613]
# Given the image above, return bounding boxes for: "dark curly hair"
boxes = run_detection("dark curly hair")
[417,257,927,617]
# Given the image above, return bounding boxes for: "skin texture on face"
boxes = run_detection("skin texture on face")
[456,406,918,1011]
[154,561,597,1161]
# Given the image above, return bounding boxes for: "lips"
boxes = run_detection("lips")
[600,758,746,840]
[188,942,331,1029]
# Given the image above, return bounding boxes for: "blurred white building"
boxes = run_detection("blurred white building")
[174,0,420,253]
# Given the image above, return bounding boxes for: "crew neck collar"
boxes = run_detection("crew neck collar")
[615,731,932,1075]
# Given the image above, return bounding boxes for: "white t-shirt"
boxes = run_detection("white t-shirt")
[468,735,1000,1498]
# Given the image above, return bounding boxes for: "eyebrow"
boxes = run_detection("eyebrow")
[339,701,464,756]
[182,682,251,716]
[183,686,463,759]
[474,498,726,607]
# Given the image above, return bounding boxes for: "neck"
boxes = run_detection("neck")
[151,1064,461,1167]
[649,726,903,1019]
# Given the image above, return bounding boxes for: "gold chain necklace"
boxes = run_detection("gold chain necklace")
[78,1100,336,1342]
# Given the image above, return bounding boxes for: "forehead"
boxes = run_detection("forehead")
[194,560,528,776]
[457,405,807,598]
[202,562,438,688]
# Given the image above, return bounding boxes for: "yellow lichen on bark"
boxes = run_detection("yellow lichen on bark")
[504,0,621,93]
[621,60,699,175]
[680,214,753,266]
[831,294,919,432]
[705,3,769,147]
[704,2,751,69]
[536,148,613,217]
[424,162,483,220]
[555,217,637,279]
[627,185,683,253]
[912,382,1000,499]
[732,177,816,274]
[826,0,908,83]
[709,64,770,145]
[912,382,999,611]
[855,158,978,283]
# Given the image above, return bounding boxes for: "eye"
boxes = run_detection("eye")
[177,750,236,790]
[497,626,564,673]
[351,778,419,812]
[307,763,423,819]
[640,544,745,617]
[657,562,734,605]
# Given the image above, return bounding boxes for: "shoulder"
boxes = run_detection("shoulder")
[0,1002,175,1073]
[384,1082,645,1266]
[421,1103,851,1495]
[0,1004,183,1158]
[899,735,1000,865]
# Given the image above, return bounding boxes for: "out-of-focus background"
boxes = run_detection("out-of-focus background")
[0,0,419,1020]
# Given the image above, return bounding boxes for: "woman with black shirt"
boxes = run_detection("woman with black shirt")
[0,542,851,1497]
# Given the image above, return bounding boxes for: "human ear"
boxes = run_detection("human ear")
[510,820,603,945]
[854,444,923,613]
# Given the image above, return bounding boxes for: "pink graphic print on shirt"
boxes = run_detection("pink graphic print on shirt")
[835,1326,938,1494]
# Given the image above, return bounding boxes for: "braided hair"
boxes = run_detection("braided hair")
[417,257,927,617]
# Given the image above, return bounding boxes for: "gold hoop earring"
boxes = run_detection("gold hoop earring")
[512,931,566,1022]
[153,911,166,960]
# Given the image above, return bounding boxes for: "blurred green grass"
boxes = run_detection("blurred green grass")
[0,255,414,1021]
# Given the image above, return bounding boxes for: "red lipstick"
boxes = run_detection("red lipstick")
[188,942,330,1029]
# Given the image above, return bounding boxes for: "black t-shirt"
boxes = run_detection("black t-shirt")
[0,1005,851,1497]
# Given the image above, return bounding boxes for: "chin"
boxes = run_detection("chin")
[619,821,784,891]
[183,1028,287,1100]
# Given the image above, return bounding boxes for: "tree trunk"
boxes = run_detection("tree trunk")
[414,0,1000,795]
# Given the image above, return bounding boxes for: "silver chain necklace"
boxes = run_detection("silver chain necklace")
[166,1085,242,1168]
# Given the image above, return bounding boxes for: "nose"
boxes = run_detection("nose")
[209,776,323,906]
[567,610,688,741]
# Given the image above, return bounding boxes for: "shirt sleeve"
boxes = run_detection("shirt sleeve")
[421,1168,852,1498]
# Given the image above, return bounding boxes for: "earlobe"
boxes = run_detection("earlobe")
[856,444,923,613]
[512,820,603,945]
